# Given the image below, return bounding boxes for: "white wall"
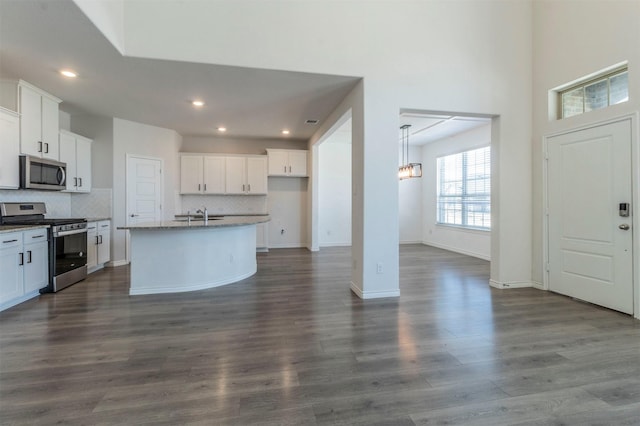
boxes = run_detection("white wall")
[71,114,114,189]
[532,0,640,288]
[181,136,307,155]
[398,143,423,244]
[421,124,491,260]
[75,1,535,294]
[267,177,308,248]
[318,139,351,247]
[112,118,181,263]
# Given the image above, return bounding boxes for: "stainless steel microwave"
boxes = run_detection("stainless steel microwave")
[19,155,67,190]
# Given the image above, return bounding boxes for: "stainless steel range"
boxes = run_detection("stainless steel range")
[0,202,88,292]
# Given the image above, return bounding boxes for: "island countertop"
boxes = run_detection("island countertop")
[118,215,269,231]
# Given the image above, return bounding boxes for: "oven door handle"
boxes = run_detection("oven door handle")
[55,228,88,237]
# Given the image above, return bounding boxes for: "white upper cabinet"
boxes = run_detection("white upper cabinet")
[266,149,308,177]
[180,155,205,194]
[0,108,20,189]
[203,156,226,194]
[181,154,266,195]
[0,80,61,160]
[59,130,92,192]
[226,156,266,195]
[246,156,268,194]
[180,155,226,194]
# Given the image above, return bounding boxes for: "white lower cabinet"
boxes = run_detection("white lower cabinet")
[87,221,111,273]
[0,228,48,312]
[256,222,268,251]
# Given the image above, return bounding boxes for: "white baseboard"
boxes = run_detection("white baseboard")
[256,247,269,253]
[400,240,422,245]
[319,242,352,248]
[489,279,534,289]
[268,243,306,249]
[422,241,490,261]
[106,259,129,268]
[532,281,545,290]
[350,282,400,299]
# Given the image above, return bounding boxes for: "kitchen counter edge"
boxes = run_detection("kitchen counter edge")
[118,215,270,230]
[0,224,50,234]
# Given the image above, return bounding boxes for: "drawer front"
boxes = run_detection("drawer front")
[23,228,48,244]
[0,232,22,249]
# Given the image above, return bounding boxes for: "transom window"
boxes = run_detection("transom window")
[437,146,491,230]
[560,67,628,119]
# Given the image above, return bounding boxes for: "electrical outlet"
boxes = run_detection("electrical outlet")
[376,263,383,274]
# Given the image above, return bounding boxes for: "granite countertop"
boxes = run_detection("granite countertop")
[118,215,270,230]
[85,217,112,223]
[0,224,50,234]
[174,213,269,218]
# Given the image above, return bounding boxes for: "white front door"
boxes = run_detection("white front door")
[547,119,633,314]
[126,155,163,262]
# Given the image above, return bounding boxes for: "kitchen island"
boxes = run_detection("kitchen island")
[119,216,269,295]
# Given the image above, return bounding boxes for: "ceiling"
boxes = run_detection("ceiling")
[0,1,490,144]
[0,0,360,140]
[399,113,491,146]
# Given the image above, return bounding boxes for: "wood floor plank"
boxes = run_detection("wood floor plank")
[1,244,639,425]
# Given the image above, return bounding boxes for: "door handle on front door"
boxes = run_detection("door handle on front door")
[130,214,140,218]
[619,224,630,230]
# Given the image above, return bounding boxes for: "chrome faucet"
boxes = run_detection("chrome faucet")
[196,207,208,224]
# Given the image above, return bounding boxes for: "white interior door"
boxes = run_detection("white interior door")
[547,119,633,314]
[126,155,163,262]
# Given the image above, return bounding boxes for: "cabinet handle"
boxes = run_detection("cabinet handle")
[101,224,109,228]
[248,184,251,192]
[204,184,207,191]
[198,184,201,191]
[18,252,24,266]
[3,239,18,244]
[96,236,100,245]
[242,184,245,192]
[31,235,45,239]
[38,141,43,152]
[79,177,82,187]
[44,143,49,154]
[289,166,291,173]
[284,165,286,173]
[74,177,78,187]
[27,250,32,264]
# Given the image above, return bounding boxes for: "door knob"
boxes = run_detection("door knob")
[130,214,140,217]
[619,224,630,230]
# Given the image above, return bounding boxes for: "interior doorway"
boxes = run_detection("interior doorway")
[125,154,163,262]
[398,111,493,263]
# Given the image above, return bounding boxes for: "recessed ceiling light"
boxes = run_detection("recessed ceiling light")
[282,129,290,135]
[60,70,77,78]
[217,127,227,132]
[192,100,205,107]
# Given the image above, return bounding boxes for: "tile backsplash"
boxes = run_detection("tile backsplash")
[70,188,112,218]
[0,188,112,219]
[180,194,267,215]
[0,190,71,217]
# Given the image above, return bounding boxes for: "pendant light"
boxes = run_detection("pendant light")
[398,124,422,180]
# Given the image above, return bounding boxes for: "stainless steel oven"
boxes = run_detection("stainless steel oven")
[0,202,87,292]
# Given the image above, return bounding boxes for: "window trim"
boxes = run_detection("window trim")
[558,66,628,119]
[436,145,491,231]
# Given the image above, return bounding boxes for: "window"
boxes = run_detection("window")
[560,67,628,119]
[437,146,490,230]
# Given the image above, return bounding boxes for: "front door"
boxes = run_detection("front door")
[547,119,633,314]
[126,155,163,262]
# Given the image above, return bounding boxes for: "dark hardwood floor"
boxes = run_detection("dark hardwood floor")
[1,244,640,425]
